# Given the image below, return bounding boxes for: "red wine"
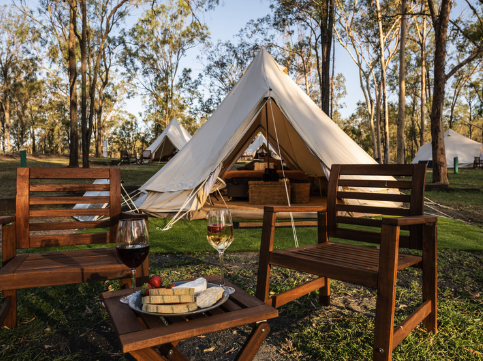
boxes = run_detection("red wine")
[116,243,149,268]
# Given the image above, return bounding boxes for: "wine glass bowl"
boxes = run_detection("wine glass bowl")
[207,209,235,294]
[116,218,150,303]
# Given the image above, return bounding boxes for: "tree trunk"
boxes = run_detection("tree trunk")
[375,0,390,163]
[420,15,427,147]
[429,0,451,184]
[320,0,334,115]
[375,83,383,163]
[397,0,407,164]
[1,83,11,152]
[68,0,79,168]
[81,0,89,168]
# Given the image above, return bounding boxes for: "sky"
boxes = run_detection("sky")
[1,0,363,120]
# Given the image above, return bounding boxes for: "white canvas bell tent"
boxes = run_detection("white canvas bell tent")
[135,48,389,218]
[412,129,483,168]
[143,117,192,162]
[243,133,279,159]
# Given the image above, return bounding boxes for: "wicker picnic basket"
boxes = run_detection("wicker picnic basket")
[291,183,311,203]
[248,180,291,205]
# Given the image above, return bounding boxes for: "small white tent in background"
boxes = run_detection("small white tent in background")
[412,129,483,168]
[143,117,192,163]
[135,48,385,218]
[243,133,279,159]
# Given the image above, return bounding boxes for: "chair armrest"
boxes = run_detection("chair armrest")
[0,216,15,225]
[121,212,149,220]
[382,215,437,226]
[265,206,327,213]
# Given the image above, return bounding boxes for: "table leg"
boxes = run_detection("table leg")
[234,321,271,361]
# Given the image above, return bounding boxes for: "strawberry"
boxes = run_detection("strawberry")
[140,283,153,296]
[165,283,176,289]
[208,223,225,233]
[149,275,162,288]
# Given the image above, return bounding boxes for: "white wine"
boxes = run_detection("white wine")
[207,224,234,252]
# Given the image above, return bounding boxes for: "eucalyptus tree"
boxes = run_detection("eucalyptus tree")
[335,0,402,163]
[411,0,433,147]
[426,0,483,184]
[446,61,481,129]
[0,6,33,153]
[121,0,209,135]
[270,0,335,115]
[79,0,137,168]
[18,0,80,165]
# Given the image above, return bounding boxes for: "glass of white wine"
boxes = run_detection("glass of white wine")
[207,208,235,294]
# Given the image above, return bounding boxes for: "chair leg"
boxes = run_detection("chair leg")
[1,290,17,328]
[373,224,400,361]
[422,222,437,334]
[319,277,331,307]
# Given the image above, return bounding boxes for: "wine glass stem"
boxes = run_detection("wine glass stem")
[131,268,136,295]
[218,251,225,287]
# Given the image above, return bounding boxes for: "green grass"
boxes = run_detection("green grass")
[1,157,483,360]
[425,169,483,225]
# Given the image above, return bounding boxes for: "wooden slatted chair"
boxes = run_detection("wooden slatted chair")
[137,149,152,164]
[256,164,437,361]
[0,168,149,328]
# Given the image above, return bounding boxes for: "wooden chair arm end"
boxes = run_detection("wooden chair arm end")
[0,216,15,225]
[382,215,438,227]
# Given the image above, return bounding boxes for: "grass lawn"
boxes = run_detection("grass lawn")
[0,156,482,360]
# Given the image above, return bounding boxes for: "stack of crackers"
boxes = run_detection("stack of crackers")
[142,288,197,313]
[142,285,226,314]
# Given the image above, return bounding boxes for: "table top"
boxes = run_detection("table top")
[102,275,278,354]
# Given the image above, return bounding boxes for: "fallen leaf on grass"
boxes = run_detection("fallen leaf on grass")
[21,317,36,324]
[44,345,52,349]
[85,305,93,314]
[464,348,482,355]
[225,347,236,354]
[44,328,51,332]
[203,347,215,352]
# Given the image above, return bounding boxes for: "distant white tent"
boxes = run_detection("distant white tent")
[135,48,386,217]
[243,133,279,159]
[144,117,192,162]
[412,129,483,168]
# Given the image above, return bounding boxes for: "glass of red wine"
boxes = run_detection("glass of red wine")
[207,208,235,294]
[116,218,150,304]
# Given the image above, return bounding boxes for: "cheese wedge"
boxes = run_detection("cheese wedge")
[142,294,195,304]
[173,278,207,295]
[142,302,198,314]
[148,287,195,296]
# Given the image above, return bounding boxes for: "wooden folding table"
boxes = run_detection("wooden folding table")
[102,275,278,360]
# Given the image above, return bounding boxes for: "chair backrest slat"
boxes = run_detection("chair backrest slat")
[29,233,110,248]
[30,220,111,231]
[29,168,110,179]
[327,164,426,250]
[15,168,121,249]
[30,184,111,192]
[338,179,412,189]
[30,196,110,205]
[30,208,111,218]
[337,204,411,217]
